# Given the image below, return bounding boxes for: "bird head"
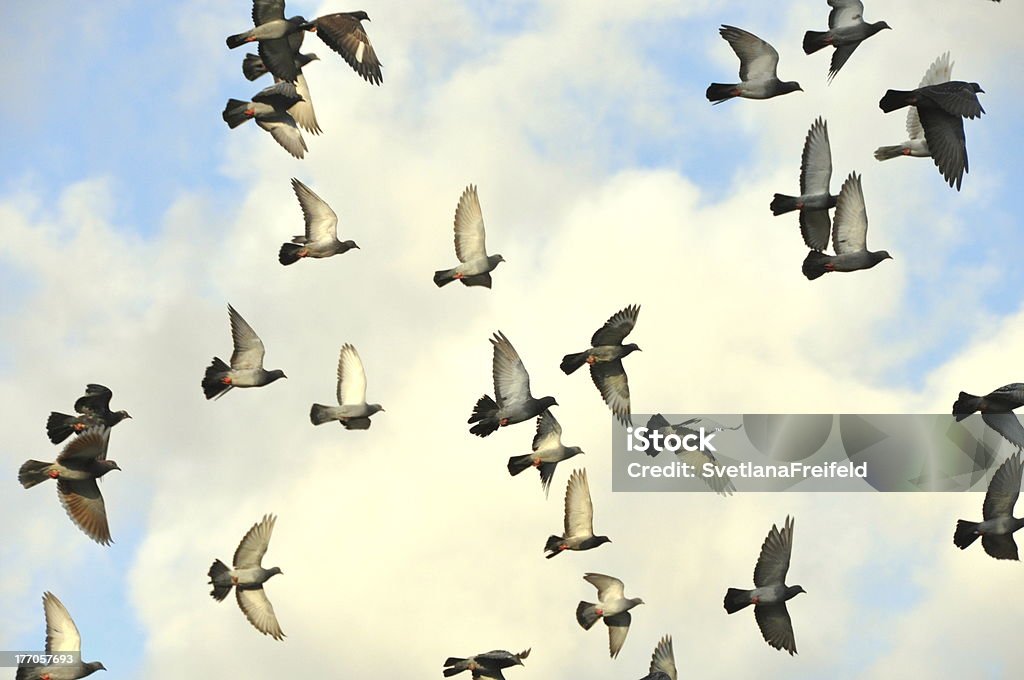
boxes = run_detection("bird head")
[788,585,807,598]
[491,254,506,265]
[567,446,585,459]
[785,81,804,94]
[343,240,360,250]
[369,404,385,414]
[970,82,985,94]
[875,250,894,264]
[269,567,284,577]
[351,11,371,22]
[624,343,642,356]
[632,597,646,606]
[269,370,288,382]
[876,21,892,31]
[100,460,121,476]
[593,535,612,548]
[115,410,132,422]
[86,661,107,673]
[539,396,559,410]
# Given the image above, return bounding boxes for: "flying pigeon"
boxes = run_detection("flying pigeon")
[706,25,802,104]
[222,81,308,159]
[875,53,953,161]
[46,384,131,444]
[954,452,1024,560]
[508,409,584,497]
[202,305,286,400]
[208,514,285,640]
[544,468,611,558]
[279,178,358,265]
[801,172,892,280]
[310,344,384,429]
[576,573,645,659]
[469,332,558,437]
[953,383,1024,449]
[19,428,119,546]
[300,12,382,85]
[242,31,321,135]
[226,1,307,82]
[638,635,677,680]
[724,516,806,655]
[561,305,641,425]
[442,649,530,679]
[802,1,891,82]
[16,592,106,680]
[879,80,985,190]
[771,118,838,251]
[644,414,737,495]
[433,185,505,288]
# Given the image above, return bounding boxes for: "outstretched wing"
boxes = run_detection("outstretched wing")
[228,305,267,371]
[233,514,276,569]
[753,516,794,587]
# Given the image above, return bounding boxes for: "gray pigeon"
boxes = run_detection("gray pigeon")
[242,31,321,135]
[724,516,806,655]
[544,468,611,558]
[226,0,306,83]
[875,53,953,161]
[644,414,737,495]
[222,81,308,159]
[47,384,131,444]
[508,409,584,497]
[433,185,505,288]
[638,635,677,680]
[310,344,384,429]
[469,332,558,437]
[954,452,1024,560]
[208,514,285,640]
[561,305,641,425]
[202,305,287,400]
[279,178,358,265]
[953,383,1024,449]
[299,12,382,85]
[576,573,645,659]
[19,428,119,546]
[16,592,106,680]
[706,26,802,103]
[770,118,837,252]
[802,0,891,82]
[802,172,892,280]
[879,80,985,190]
[442,648,530,679]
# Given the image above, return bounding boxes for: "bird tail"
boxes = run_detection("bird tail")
[279,242,304,266]
[802,251,830,281]
[802,30,830,55]
[18,460,54,489]
[560,351,590,375]
[544,534,565,559]
[576,601,601,630]
[952,392,982,421]
[309,404,334,426]
[879,89,914,113]
[207,559,234,601]
[226,32,250,49]
[953,520,981,550]
[202,357,232,400]
[222,99,252,129]
[45,411,78,444]
[507,454,534,477]
[468,395,499,437]
[242,53,267,81]
[724,588,753,614]
[705,83,738,105]
[873,145,906,161]
[442,659,467,676]
[433,269,458,287]
[770,194,800,216]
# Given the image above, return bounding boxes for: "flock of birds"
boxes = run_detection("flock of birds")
[10,1,1023,678]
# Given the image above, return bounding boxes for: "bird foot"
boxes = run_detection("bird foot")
[221,376,232,385]
[299,248,309,258]
[499,418,509,426]
[48,469,60,479]
[902,148,912,156]
[752,596,760,604]
[454,272,464,279]
[244,109,255,117]
[532,458,541,467]
[595,608,603,616]
[824,264,835,272]
[73,422,86,431]
[586,356,597,365]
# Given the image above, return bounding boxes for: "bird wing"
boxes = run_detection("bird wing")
[922,82,985,119]
[799,118,832,196]
[228,305,267,370]
[981,413,1024,451]
[982,453,1022,520]
[233,514,276,568]
[291,178,338,242]
[754,603,797,655]
[827,44,860,82]
[42,592,82,654]
[719,25,779,82]
[605,611,632,659]
[252,80,302,109]
[753,516,794,587]
[287,72,321,135]
[828,0,864,29]
[981,534,1019,561]
[532,409,563,452]
[649,635,677,680]
[236,587,285,640]
[564,468,595,538]
[831,172,868,254]
[57,479,111,546]
[800,209,832,252]
[57,428,109,464]
[336,344,368,406]
[590,360,631,426]
[538,463,558,498]
[73,384,113,416]
[591,304,640,346]
[917,107,967,190]
[260,113,308,160]
[453,185,488,263]
[311,13,383,85]
[583,572,625,603]
[258,38,301,83]
[908,53,954,140]
[986,383,1024,407]
[252,0,285,25]
[491,332,531,407]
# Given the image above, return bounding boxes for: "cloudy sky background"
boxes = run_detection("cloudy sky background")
[2,0,1024,677]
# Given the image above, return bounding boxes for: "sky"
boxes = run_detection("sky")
[2,0,1024,677]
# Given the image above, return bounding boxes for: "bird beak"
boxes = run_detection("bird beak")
[125,413,133,419]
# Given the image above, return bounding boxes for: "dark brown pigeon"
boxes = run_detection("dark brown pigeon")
[47,384,131,444]
[300,12,382,85]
